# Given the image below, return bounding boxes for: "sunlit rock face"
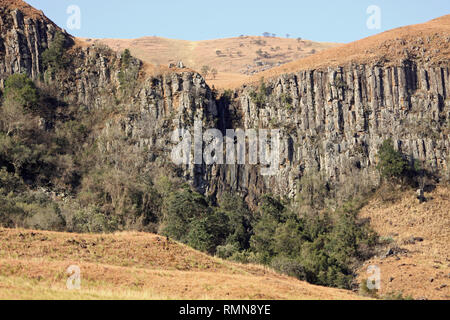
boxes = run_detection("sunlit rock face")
[1,6,448,205]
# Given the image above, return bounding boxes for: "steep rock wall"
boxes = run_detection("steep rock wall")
[0,7,449,205]
[205,62,450,202]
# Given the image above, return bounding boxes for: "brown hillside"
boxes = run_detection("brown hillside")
[0,0,49,20]
[0,228,365,300]
[90,36,339,89]
[251,15,450,85]
[357,186,450,300]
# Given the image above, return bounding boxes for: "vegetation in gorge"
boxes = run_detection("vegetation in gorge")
[0,70,380,289]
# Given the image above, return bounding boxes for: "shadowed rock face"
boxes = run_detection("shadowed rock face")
[0,6,449,205]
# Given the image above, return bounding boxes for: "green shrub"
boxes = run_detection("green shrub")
[376,139,409,182]
[161,188,209,243]
[247,195,376,289]
[187,210,230,254]
[215,243,239,259]
[270,256,306,280]
[249,78,270,107]
[24,202,65,231]
[71,205,118,233]
[218,192,254,250]
[0,167,26,194]
[4,73,39,110]
[118,49,139,91]
[121,49,131,69]
[250,213,278,264]
[382,292,413,300]
[42,31,68,71]
[0,194,27,227]
[273,217,304,257]
[228,249,258,264]
[280,92,293,109]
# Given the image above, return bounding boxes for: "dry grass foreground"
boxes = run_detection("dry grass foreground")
[91,36,339,89]
[0,228,365,300]
[357,186,450,300]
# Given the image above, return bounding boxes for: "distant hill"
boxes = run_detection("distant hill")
[89,36,340,88]
[252,15,450,83]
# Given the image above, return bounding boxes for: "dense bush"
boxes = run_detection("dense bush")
[4,73,38,110]
[42,31,68,72]
[249,196,376,289]
[161,187,210,242]
[118,49,139,92]
[270,256,307,280]
[187,210,229,254]
[159,189,377,289]
[249,78,270,107]
[377,139,409,181]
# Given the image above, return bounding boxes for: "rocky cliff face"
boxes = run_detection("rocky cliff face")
[208,63,450,203]
[0,5,449,205]
[0,5,61,81]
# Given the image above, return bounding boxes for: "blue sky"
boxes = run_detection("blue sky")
[27,0,450,43]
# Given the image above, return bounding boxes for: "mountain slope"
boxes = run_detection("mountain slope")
[248,15,450,84]
[0,228,365,300]
[0,2,448,301]
[0,0,47,19]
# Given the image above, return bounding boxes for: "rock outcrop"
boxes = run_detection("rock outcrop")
[208,62,450,201]
[0,4,448,205]
[0,3,61,81]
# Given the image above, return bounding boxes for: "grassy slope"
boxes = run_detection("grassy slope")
[90,36,339,89]
[251,15,450,84]
[356,186,450,300]
[0,228,364,300]
[93,15,450,89]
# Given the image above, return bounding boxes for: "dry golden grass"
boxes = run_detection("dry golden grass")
[90,36,339,89]
[0,228,365,300]
[251,15,450,85]
[357,186,450,300]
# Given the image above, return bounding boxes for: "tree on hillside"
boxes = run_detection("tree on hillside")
[3,74,38,111]
[376,139,409,183]
[211,68,218,80]
[121,49,131,68]
[0,74,39,136]
[42,30,68,71]
[201,65,210,78]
